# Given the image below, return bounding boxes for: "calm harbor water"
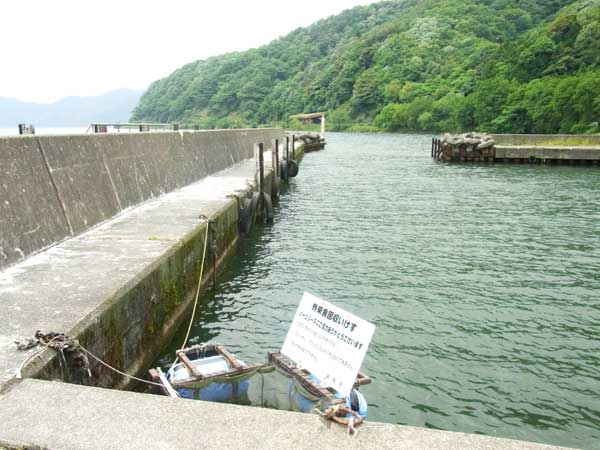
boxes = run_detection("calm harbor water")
[161,133,600,449]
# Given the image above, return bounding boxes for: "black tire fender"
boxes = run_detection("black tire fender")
[261,191,274,224]
[287,160,299,178]
[239,193,260,234]
[272,176,280,199]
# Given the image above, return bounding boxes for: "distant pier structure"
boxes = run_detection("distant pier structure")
[18,124,35,135]
[290,112,326,138]
[289,112,326,152]
[432,133,600,166]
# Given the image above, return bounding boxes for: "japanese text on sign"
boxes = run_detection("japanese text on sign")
[281,292,375,397]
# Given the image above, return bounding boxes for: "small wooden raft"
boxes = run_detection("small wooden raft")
[149,343,264,391]
[268,351,371,403]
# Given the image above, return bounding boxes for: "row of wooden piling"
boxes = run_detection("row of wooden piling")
[431,138,442,160]
[431,137,496,162]
[255,135,298,221]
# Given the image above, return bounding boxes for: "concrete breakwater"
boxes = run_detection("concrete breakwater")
[0,129,284,271]
[432,133,600,164]
[0,128,303,394]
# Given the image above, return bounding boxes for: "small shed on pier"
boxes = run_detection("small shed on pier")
[289,112,326,137]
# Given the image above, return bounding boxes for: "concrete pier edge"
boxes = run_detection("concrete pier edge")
[0,379,571,450]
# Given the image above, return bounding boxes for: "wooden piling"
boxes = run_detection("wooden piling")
[273,139,279,178]
[258,143,264,196]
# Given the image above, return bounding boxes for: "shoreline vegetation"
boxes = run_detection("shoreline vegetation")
[132,0,600,136]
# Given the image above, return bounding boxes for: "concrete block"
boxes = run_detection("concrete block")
[36,135,121,235]
[0,137,70,270]
[180,131,211,182]
[204,130,237,174]
[101,133,184,208]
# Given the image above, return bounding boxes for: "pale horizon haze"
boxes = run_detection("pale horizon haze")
[0,0,378,104]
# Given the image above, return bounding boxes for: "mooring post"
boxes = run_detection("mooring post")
[291,134,296,160]
[273,139,279,178]
[285,136,290,162]
[258,142,264,217]
[431,138,434,158]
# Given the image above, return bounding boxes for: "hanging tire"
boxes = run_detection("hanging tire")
[279,161,288,181]
[272,176,280,199]
[239,193,259,234]
[287,160,299,178]
[528,156,538,164]
[261,191,274,224]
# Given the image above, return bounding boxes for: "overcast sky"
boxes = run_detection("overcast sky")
[1,0,378,103]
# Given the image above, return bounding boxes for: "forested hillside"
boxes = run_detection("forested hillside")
[132,0,600,134]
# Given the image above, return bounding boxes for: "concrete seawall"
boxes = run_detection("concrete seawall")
[491,134,600,146]
[495,145,600,161]
[0,130,293,394]
[0,129,283,271]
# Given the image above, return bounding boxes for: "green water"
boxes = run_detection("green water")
[160,133,600,449]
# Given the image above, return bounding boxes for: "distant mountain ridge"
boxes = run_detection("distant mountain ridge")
[0,89,144,127]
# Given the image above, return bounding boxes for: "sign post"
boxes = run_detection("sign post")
[281,292,375,397]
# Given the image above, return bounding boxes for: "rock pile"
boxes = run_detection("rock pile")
[295,132,322,145]
[437,132,496,161]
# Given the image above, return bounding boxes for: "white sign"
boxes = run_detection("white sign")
[281,292,375,397]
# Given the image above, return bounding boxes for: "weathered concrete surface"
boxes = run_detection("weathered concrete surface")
[491,134,600,146]
[495,145,600,161]
[36,134,124,235]
[0,137,71,270]
[0,379,573,450]
[0,151,277,393]
[98,133,185,209]
[0,129,283,270]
